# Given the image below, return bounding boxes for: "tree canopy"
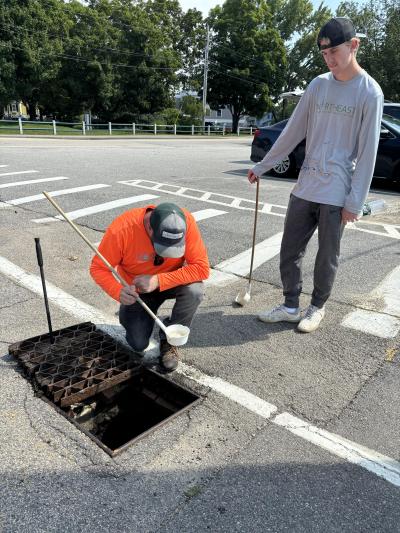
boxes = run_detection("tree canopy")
[0,0,397,124]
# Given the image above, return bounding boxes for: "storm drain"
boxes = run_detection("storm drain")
[9,322,200,456]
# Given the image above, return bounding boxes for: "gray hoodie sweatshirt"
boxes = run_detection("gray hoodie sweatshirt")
[252,70,383,215]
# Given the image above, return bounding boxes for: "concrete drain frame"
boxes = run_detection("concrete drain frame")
[9,322,201,456]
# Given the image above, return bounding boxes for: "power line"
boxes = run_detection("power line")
[0,21,173,62]
[0,42,179,71]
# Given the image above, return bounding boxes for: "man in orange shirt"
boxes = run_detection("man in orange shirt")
[90,202,210,372]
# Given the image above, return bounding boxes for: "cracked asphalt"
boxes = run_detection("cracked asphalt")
[0,137,399,532]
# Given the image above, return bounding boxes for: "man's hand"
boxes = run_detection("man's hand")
[120,285,139,305]
[134,274,159,293]
[248,169,259,184]
[341,208,359,225]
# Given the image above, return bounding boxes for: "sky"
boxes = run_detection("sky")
[179,0,342,16]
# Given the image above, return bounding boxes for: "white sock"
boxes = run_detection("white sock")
[283,305,299,314]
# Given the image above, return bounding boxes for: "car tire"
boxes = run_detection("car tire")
[271,154,296,178]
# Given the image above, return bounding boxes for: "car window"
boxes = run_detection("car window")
[383,106,400,120]
[382,114,400,135]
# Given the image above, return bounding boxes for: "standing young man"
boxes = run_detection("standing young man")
[90,203,210,371]
[248,17,383,332]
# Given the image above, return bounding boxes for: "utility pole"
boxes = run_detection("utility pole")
[202,24,210,129]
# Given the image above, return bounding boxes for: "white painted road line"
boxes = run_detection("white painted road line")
[120,180,400,240]
[273,412,400,488]
[0,177,69,189]
[32,194,158,223]
[341,265,400,338]
[215,232,283,277]
[91,207,228,248]
[0,165,9,168]
[119,179,287,217]
[1,254,399,488]
[192,208,227,221]
[0,170,38,178]
[205,269,238,287]
[0,183,110,207]
[179,363,278,418]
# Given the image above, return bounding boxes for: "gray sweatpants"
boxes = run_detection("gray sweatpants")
[280,194,344,309]
[119,282,204,352]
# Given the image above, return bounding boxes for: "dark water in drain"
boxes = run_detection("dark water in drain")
[66,368,198,454]
[99,388,173,450]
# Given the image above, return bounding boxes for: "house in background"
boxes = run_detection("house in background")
[175,91,257,128]
[3,101,29,119]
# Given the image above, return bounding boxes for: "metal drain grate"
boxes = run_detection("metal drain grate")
[9,322,141,407]
[10,322,201,456]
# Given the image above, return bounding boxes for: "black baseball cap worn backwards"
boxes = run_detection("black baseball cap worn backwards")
[150,203,187,258]
[317,17,356,50]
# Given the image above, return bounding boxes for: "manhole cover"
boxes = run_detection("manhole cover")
[9,322,200,456]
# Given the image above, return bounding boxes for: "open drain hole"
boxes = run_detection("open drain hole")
[64,370,200,456]
[10,322,200,456]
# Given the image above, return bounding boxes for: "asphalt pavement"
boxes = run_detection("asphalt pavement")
[0,136,399,532]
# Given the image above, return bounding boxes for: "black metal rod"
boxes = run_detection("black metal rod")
[34,237,54,344]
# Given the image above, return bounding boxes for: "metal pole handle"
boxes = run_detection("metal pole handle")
[248,177,259,282]
[34,237,54,344]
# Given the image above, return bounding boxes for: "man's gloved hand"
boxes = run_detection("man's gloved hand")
[120,285,139,305]
[134,274,159,293]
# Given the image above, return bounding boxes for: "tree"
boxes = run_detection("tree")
[0,0,68,119]
[179,95,203,125]
[337,0,400,100]
[207,0,286,133]
[282,3,333,92]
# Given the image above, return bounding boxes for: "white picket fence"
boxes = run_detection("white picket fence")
[0,118,255,137]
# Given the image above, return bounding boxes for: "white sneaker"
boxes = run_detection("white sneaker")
[258,304,301,323]
[297,305,325,332]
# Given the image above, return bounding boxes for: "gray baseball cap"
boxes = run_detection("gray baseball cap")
[150,203,186,258]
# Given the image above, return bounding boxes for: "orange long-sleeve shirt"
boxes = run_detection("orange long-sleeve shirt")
[90,205,210,302]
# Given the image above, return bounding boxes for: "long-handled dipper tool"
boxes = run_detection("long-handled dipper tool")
[42,191,189,347]
[34,237,55,344]
[234,177,260,306]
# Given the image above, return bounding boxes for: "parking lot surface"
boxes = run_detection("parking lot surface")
[0,137,399,532]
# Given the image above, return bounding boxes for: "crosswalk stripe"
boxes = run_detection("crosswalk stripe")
[342,265,400,338]
[32,194,158,223]
[214,232,283,277]
[0,177,69,189]
[0,170,38,177]
[119,179,286,217]
[205,269,238,287]
[92,207,228,248]
[192,208,227,221]
[0,184,110,207]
